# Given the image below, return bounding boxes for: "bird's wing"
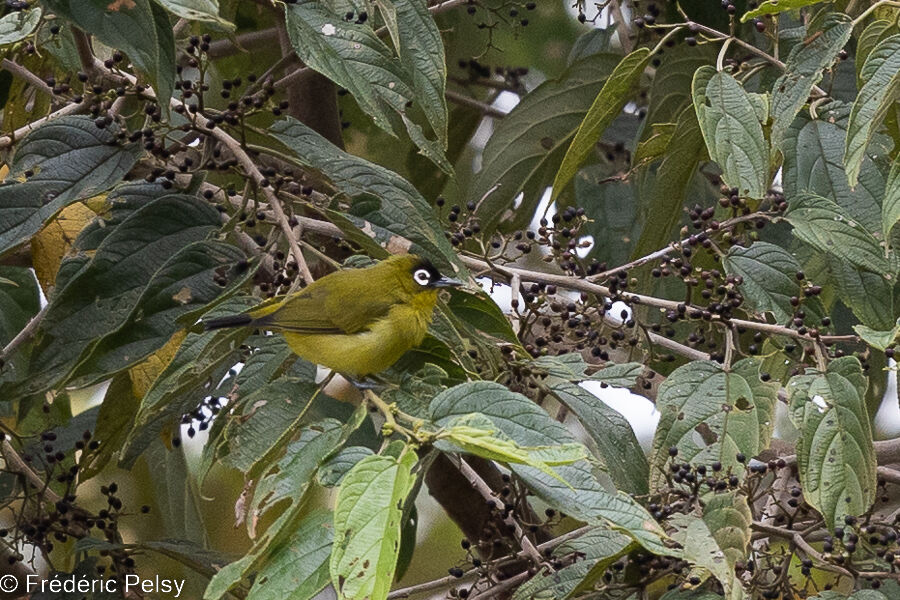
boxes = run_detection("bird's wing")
[251,280,397,334]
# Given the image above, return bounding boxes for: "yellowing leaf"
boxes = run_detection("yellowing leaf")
[128,329,187,399]
[438,413,586,487]
[30,201,97,291]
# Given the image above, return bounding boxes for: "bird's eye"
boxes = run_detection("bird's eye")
[413,268,432,286]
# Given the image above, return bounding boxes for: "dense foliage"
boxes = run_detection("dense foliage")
[1,0,900,599]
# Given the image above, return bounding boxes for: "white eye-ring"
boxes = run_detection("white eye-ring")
[413,268,432,286]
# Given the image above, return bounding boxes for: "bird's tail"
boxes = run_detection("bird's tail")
[203,313,254,330]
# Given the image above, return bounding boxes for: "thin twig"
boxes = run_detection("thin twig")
[1,437,61,504]
[751,521,853,579]
[0,58,52,94]
[0,305,49,364]
[460,255,857,346]
[449,455,544,566]
[469,571,531,600]
[446,90,507,118]
[607,0,634,53]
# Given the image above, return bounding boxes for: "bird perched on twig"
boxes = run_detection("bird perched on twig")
[203,254,463,377]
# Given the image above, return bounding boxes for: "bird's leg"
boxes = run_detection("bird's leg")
[346,376,382,391]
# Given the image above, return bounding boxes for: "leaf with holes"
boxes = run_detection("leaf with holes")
[693,67,768,198]
[330,449,418,600]
[649,361,761,492]
[245,510,333,600]
[787,357,877,529]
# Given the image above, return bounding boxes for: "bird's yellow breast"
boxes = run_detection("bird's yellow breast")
[282,290,438,377]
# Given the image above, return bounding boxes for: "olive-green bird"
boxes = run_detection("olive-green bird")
[203,254,462,377]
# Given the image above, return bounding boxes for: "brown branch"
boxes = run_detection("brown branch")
[71,29,97,77]
[387,525,590,599]
[460,255,858,346]
[751,521,853,579]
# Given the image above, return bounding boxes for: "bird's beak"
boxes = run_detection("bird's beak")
[433,277,464,288]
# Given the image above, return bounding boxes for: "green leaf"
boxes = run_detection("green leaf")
[741,0,824,21]
[856,20,897,87]
[703,492,752,573]
[438,413,587,484]
[10,196,225,396]
[787,357,877,528]
[42,0,175,105]
[246,510,333,600]
[142,440,208,545]
[828,256,895,330]
[249,417,357,524]
[283,0,444,167]
[782,102,886,230]
[330,449,418,600]
[650,361,761,491]
[0,116,141,257]
[469,53,621,234]
[268,117,462,275]
[393,0,448,147]
[643,44,717,131]
[545,380,649,494]
[12,196,225,390]
[318,446,375,487]
[783,191,891,275]
[513,528,633,600]
[630,105,708,258]
[0,266,40,377]
[731,358,778,450]
[78,373,141,479]
[446,288,518,343]
[204,419,358,600]
[151,0,234,28]
[119,296,253,468]
[218,379,325,476]
[68,240,247,387]
[429,382,671,555]
[692,68,768,198]
[551,48,650,201]
[845,34,900,186]
[882,155,900,240]
[770,14,853,154]
[0,7,41,44]
[723,242,803,323]
[670,509,747,599]
[844,34,900,186]
[854,320,900,350]
[529,354,642,386]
